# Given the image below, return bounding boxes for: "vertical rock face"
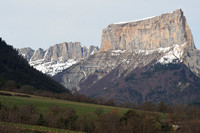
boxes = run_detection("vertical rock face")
[18,42,99,76]
[17,47,35,61]
[31,48,45,61]
[101,9,195,51]
[183,48,200,75]
[43,42,83,62]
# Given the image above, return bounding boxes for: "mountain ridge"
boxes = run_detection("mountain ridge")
[18,42,99,76]
[53,9,200,104]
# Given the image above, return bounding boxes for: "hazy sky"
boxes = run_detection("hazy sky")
[0,0,200,50]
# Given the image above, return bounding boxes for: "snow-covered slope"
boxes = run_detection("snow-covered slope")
[53,43,188,91]
[29,58,77,76]
[157,44,185,64]
[18,42,99,76]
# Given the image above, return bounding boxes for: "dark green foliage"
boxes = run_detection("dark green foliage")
[0,39,70,94]
[0,104,39,124]
[141,71,152,78]
[0,78,6,88]
[125,73,136,82]
[76,112,96,132]
[190,98,200,107]
[127,87,143,103]
[141,63,181,78]
[65,114,78,130]
[120,110,139,123]
[122,61,200,105]
[158,101,167,115]
[36,114,48,126]
[120,110,161,133]
[0,101,2,110]
[94,108,104,117]
[160,122,172,132]
[46,106,78,129]
[95,110,121,133]
[154,63,181,72]
[104,99,115,106]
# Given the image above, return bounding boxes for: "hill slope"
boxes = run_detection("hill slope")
[79,62,200,104]
[0,38,70,94]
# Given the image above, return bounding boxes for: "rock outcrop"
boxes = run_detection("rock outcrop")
[18,42,99,76]
[18,47,35,61]
[183,48,200,75]
[30,48,45,61]
[101,9,195,51]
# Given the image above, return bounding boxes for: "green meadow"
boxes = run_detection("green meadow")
[0,91,129,115]
[0,91,168,133]
[0,122,83,133]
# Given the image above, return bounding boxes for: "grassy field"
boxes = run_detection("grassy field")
[0,91,167,133]
[0,91,129,115]
[0,122,83,133]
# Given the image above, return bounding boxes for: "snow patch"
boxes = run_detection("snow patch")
[113,10,176,25]
[133,46,171,55]
[21,54,26,57]
[157,43,186,64]
[91,50,95,55]
[114,16,156,25]
[111,50,125,56]
[30,59,77,76]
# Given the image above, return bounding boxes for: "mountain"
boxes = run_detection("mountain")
[0,38,70,94]
[101,9,200,76]
[101,9,195,51]
[18,42,99,76]
[53,9,200,104]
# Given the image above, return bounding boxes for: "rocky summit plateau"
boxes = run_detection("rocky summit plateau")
[101,9,195,51]
[18,42,99,76]
[53,9,200,104]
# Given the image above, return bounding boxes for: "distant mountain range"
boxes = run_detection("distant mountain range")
[18,42,99,76]
[53,9,200,104]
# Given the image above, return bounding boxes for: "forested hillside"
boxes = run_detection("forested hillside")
[0,38,70,94]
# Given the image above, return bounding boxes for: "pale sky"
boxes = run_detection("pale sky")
[0,0,200,50]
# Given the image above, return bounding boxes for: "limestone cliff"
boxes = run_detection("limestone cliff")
[101,9,195,51]
[18,42,99,76]
[18,47,34,61]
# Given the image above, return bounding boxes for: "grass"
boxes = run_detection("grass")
[0,91,129,115]
[0,91,167,132]
[0,122,83,133]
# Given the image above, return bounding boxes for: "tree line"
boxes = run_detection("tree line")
[0,101,200,133]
